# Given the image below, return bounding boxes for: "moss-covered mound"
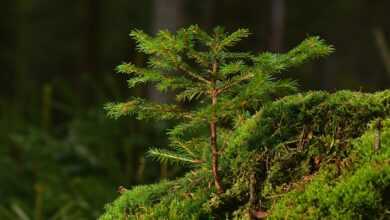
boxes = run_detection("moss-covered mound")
[100,90,390,220]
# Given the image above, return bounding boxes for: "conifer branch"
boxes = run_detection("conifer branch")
[170,138,208,159]
[169,54,211,85]
[220,61,247,77]
[148,148,203,165]
[187,50,211,68]
[219,28,251,49]
[105,98,191,121]
[217,73,254,95]
[253,36,334,74]
[176,84,208,102]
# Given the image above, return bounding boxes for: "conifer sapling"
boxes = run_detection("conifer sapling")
[105,25,333,194]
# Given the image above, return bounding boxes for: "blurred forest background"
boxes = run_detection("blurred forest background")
[0,0,389,219]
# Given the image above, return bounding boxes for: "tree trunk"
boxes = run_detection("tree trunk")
[151,0,184,102]
[152,0,184,179]
[373,28,390,76]
[269,0,285,52]
[210,87,223,194]
[81,0,99,75]
[153,0,184,33]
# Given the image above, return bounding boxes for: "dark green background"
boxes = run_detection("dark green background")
[0,0,389,219]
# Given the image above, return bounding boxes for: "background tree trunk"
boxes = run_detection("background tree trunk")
[269,0,285,52]
[81,0,100,75]
[153,0,184,33]
[151,0,184,102]
[152,0,184,179]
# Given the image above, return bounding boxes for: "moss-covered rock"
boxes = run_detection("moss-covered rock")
[100,90,390,219]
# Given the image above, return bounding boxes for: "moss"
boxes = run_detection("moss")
[100,90,390,219]
[99,170,213,220]
[269,120,390,219]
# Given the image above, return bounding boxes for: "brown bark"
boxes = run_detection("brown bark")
[210,90,223,194]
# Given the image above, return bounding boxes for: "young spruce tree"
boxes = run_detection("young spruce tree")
[105,25,333,194]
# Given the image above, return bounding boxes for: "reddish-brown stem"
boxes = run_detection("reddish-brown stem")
[210,61,224,194]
